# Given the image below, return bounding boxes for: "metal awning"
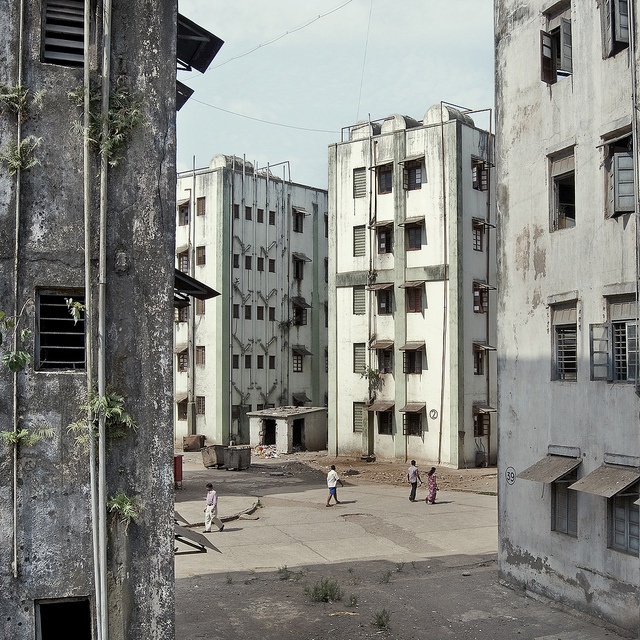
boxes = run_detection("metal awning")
[292,392,311,403]
[568,465,640,498]
[473,280,497,290]
[473,404,496,414]
[398,154,424,164]
[368,401,395,412]
[176,243,189,254]
[176,81,194,112]
[400,402,426,413]
[473,342,497,351]
[366,282,393,291]
[173,343,188,354]
[175,524,220,555]
[292,345,313,356]
[174,393,188,403]
[472,216,496,229]
[399,280,426,288]
[291,296,311,308]
[370,220,393,228]
[175,269,220,308]
[399,341,425,351]
[292,206,311,216]
[291,252,312,262]
[177,13,224,73]
[517,455,582,483]
[398,216,425,227]
[369,339,393,350]
[176,198,190,207]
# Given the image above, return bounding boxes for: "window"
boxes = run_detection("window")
[268,259,276,273]
[324,258,328,283]
[42,0,85,67]
[353,286,366,314]
[353,167,366,198]
[232,354,239,369]
[293,353,303,373]
[177,399,188,420]
[234,204,240,219]
[269,210,275,225]
[196,246,206,265]
[257,208,264,223]
[178,251,189,272]
[257,305,264,320]
[377,164,393,194]
[257,355,264,369]
[405,224,422,250]
[550,150,575,230]
[473,347,484,375]
[244,305,252,320]
[324,302,328,328]
[353,402,365,432]
[245,255,252,270]
[197,197,206,216]
[472,158,488,191]
[353,343,366,373]
[325,347,329,373]
[403,412,422,435]
[353,225,366,257]
[257,257,264,272]
[472,219,485,252]
[541,5,572,85]
[602,0,629,57]
[293,209,304,233]
[378,348,393,374]
[552,303,577,381]
[403,349,423,374]
[37,598,92,640]
[324,213,329,238]
[178,202,189,226]
[196,298,205,315]
[473,412,490,437]
[405,286,422,313]
[604,135,634,218]
[293,304,308,326]
[378,289,392,315]
[196,346,205,365]
[379,410,393,435]
[293,257,304,280]
[552,469,578,537]
[196,396,206,415]
[233,254,240,269]
[473,282,490,314]
[377,225,393,254]
[591,296,638,382]
[610,481,639,555]
[245,206,252,220]
[177,306,188,323]
[232,304,240,319]
[269,306,276,321]
[178,350,188,372]
[245,354,252,369]
[37,292,86,370]
[403,160,422,190]
[269,355,276,369]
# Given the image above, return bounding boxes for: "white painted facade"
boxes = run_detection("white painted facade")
[495,1,640,632]
[327,106,496,468]
[175,156,328,445]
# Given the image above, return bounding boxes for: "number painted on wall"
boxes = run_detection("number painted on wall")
[505,466,516,485]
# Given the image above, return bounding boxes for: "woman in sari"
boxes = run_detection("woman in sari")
[425,467,438,504]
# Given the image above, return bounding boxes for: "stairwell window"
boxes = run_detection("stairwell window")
[293,208,305,233]
[196,396,206,414]
[353,402,365,432]
[196,346,205,365]
[177,350,188,372]
[42,0,85,67]
[550,149,575,231]
[552,303,577,381]
[353,286,365,314]
[353,168,366,198]
[602,0,629,57]
[541,3,572,85]
[353,225,366,257]
[353,343,366,373]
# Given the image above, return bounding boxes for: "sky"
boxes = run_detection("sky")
[176,0,495,189]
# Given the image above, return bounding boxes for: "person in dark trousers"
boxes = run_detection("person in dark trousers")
[407,460,422,502]
[325,464,344,506]
[203,482,224,532]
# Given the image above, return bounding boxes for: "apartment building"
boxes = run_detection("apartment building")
[327,105,496,467]
[496,1,639,632]
[175,156,329,445]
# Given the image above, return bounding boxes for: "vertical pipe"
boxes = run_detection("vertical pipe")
[188,157,196,435]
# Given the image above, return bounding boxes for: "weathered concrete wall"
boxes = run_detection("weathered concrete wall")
[496,0,639,632]
[0,1,177,638]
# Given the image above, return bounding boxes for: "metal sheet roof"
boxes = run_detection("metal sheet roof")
[473,280,497,290]
[399,280,426,288]
[291,252,312,262]
[292,392,311,403]
[369,340,393,350]
[399,341,425,351]
[177,13,224,73]
[292,345,313,356]
[473,342,497,351]
[174,393,188,403]
[400,402,426,413]
[366,282,394,291]
[290,296,311,308]
[175,269,220,301]
[367,401,395,412]
[517,455,582,483]
[398,216,425,226]
[568,465,640,498]
[473,404,496,414]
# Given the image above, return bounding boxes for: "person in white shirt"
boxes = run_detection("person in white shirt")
[325,465,344,507]
[406,460,422,502]
[203,482,224,533]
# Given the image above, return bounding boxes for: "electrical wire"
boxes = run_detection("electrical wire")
[210,0,355,70]
[355,0,374,122]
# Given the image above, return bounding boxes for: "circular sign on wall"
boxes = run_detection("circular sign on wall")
[505,466,516,485]
[429,409,438,420]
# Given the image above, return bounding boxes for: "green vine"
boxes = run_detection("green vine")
[0,427,54,449]
[360,365,384,393]
[107,489,140,530]
[0,309,32,373]
[0,135,41,175]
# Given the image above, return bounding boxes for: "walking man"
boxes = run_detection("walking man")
[203,482,224,532]
[407,460,422,502]
[326,464,344,507]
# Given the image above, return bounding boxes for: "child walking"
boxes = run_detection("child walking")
[203,482,224,532]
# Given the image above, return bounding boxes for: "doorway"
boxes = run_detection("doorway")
[292,418,305,449]
[263,419,276,445]
[37,598,92,640]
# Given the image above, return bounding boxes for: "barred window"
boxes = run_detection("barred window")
[196,396,206,415]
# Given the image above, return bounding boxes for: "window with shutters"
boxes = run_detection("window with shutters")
[378,289,392,315]
[353,225,366,257]
[403,349,423,374]
[293,353,303,373]
[42,0,85,67]
[177,350,188,372]
[196,396,206,415]
[473,412,490,437]
[257,305,264,321]
[591,296,638,382]
[178,251,189,272]
[473,282,490,314]
[405,287,422,313]
[601,0,629,58]
[178,202,189,226]
[377,226,393,254]
[196,246,206,265]
[245,255,252,270]
[177,400,188,421]
[196,346,205,365]
[353,402,365,432]
[196,197,206,216]
[541,4,572,85]
[353,286,366,315]
[353,343,366,373]
[245,206,252,220]
[609,481,639,555]
[377,164,393,194]
[379,411,393,435]
[473,348,484,375]
[471,158,488,191]
[177,306,188,323]
[550,149,575,231]
[378,347,393,374]
[603,134,634,218]
[552,468,578,537]
[403,161,423,190]
[353,167,366,198]
[293,257,304,280]
[403,412,422,436]
[257,208,264,223]
[233,254,240,269]
[405,224,422,250]
[293,209,304,233]
[552,303,577,381]
[472,219,485,252]
[196,298,205,315]
[293,304,307,326]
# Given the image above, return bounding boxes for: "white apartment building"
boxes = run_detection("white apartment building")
[175,156,328,445]
[327,105,496,467]
[496,1,639,632]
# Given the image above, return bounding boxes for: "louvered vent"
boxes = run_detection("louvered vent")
[43,0,84,67]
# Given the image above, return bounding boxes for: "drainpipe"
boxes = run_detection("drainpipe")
[229,157,235,442]
[98,0,112,637]
[187,157,196,435]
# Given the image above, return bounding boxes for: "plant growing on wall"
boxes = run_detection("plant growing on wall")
[0,135,41,175]
[0,308,32,373]
[0,426,54,449]
[360,365,384,393]
[65,298,86,324]
[0,84,45,119]
[107,489,140,530]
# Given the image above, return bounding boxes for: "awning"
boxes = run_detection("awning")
[399,341,425,351]
[174,393,188,403]
[398,154,424,164]
[473,404,496,414]
[399,280,426,288]
[176,198,190,207]
[176,243,189,254]
[175,524,220,554]
[370,220,393,228]
[291,296,311,308]
[177,13,224,73]
[473,280,496,290]
[368,401,394,412]
[369,339,393,350]
[398,216,425,227]
[174,343,188,354]
[292,345,313,356]
[292,206,311,216]
[568,465,640,498]
[473,342,497,351]
[175,269,220,306]
[400,402,426,413]
[472,216,496,229]
[292,392,311,403]
[517,455,582,483]
[176,81,194,112]
[366,282,393,291]
[292,252,312,262]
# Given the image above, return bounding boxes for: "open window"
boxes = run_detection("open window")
[293,207,308,233]
[603,133,635,218]
[473,280,494,314]
[292,252,311,280]
[400,403,425,435]
[367,283,393,315]
[400,216,424,250]
[541,4,572,85]
[400,342,425,374]
[471,158,489,191]
[402,281,424,313]
[552,303,577,381]
[291,296,310,326]
[402,158,423,191]
[178,199,190,226]
[602,0,629,57]
[370,339,393,374]
[377,164,393,194]
[472,218,486,252]
[375,222,393,254]
[549,149,575,230]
